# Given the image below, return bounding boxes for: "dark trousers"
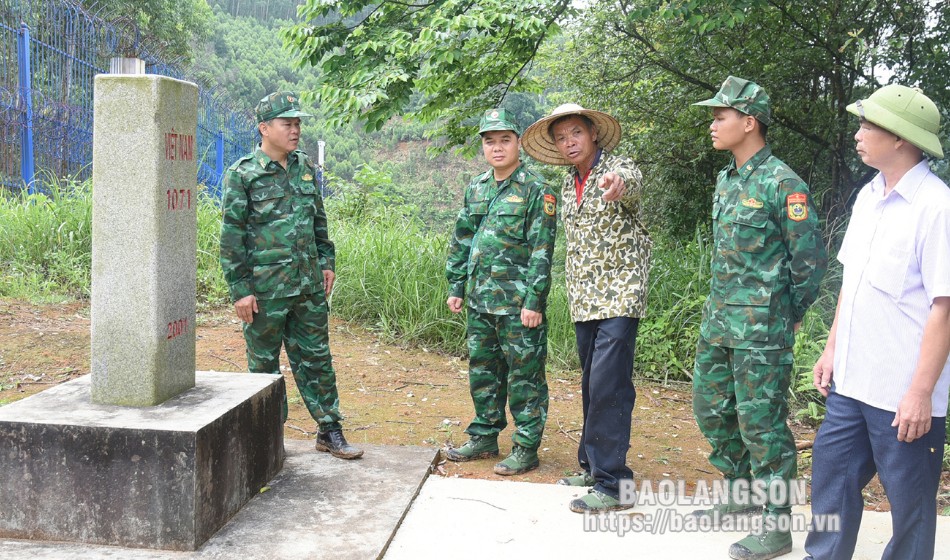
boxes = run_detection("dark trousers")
[575,317,639,499]
[805,392,946,560]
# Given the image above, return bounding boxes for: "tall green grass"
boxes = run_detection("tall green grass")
[636,230,711,383]
[195,191,230,308]
[0,176,92,302]
[0,178,833,391]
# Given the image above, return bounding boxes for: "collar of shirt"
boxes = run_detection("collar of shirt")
[868,159,932,203]
[253,145,298,170]
[727,145,773,180]
[572,149,603,204]
[483,161,527,189]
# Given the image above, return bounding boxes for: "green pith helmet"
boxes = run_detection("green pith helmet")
[478,108,522,136]
[255,91,312,123]
[693,76,772,126]
[846,84,944,159]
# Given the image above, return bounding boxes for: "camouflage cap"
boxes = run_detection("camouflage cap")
[693,76,771,126]
[255,91,312,123]
[478,108,522,136]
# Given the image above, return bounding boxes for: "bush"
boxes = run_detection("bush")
[0,178,92,301]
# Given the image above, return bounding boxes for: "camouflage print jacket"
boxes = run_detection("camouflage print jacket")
[446,162,558,315]
[700,145,827,350]
[219,146,334,302]
[561,151,652,321]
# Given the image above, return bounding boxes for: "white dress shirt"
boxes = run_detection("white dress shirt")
[833,159,950,413]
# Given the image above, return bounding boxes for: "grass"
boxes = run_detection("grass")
[0,177,837,393]
[0,176,92,301]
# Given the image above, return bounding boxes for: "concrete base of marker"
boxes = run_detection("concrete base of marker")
[0,371,285,551]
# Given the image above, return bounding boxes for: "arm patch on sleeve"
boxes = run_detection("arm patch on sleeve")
[787,193,808,222]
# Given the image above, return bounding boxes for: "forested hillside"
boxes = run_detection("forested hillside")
[189,3,488,228]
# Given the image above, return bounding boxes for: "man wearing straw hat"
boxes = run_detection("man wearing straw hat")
[444,108,557,476]
[804,85,950,560]
[220,90,363,460]
[523,104,652,512]
[691,76,827,560]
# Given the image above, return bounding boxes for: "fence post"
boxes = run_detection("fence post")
[215,130,225,196]
[317,140,326,196]
[17,23,36,194]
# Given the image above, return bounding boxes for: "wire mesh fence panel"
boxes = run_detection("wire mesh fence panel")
[0,0,254,195]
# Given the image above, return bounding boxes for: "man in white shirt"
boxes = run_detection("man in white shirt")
[804,84,950,560]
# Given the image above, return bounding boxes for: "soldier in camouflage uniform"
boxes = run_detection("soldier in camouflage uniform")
[219,91,362,460]
[444,108,557,476]
[523,104,652,513]
[691,77,827,560]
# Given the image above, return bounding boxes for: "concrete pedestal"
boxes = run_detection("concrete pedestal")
[0,371,285,551]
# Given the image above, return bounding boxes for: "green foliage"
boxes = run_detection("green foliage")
[195,189,230,309]
[634,230,710,382]
[210,0,303,20]
[81,0,213,63]
[191,9,308,104]
[0,177,92,301]
[277,0,950,236]
[283,0,575,143]
[328,211,467,352]
[554,0,950,233]
[0,180,229,306]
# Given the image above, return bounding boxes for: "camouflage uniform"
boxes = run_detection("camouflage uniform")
[561,149,651,500]
[561,151,652,321]
[219,92,343,431]
[692,77,827,516]
[446,118,557,450]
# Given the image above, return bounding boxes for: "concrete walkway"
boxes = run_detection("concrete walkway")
[386,476,950,559]
[2,442,947,559]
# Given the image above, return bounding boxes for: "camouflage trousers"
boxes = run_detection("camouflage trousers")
[243,292,342,431]
[693,337,796,514]
[464,310,549,450]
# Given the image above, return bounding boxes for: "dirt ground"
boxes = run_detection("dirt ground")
[1,298,946,513]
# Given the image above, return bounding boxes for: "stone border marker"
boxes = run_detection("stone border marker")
[91,73,197,406]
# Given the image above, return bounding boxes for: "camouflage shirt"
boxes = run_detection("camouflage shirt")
[446,162,557,315]
[561,151,652,321]
[700,145,827,349]
[219,146,334,302]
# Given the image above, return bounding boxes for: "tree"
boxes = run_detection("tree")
[282,0,574,145]
[285,0,949,234]
[561,0,950,232]
[83,0,213,63]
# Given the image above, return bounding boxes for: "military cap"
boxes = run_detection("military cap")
[847,84,944,159]
[693,76,771,126]
[478,108,522,136]
[255,91,312,123]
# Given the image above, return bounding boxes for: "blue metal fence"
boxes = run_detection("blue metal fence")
[0,0,256,196]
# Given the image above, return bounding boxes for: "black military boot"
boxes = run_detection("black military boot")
[315,429,364,460]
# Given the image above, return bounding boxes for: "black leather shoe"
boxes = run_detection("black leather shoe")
[315,429,364,459]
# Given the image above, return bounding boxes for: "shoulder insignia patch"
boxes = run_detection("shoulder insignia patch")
[787,192,808,221]
[741,197,764,209]
[544,193,557,216]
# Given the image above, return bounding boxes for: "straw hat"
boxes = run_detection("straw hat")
[522,103,622,165]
